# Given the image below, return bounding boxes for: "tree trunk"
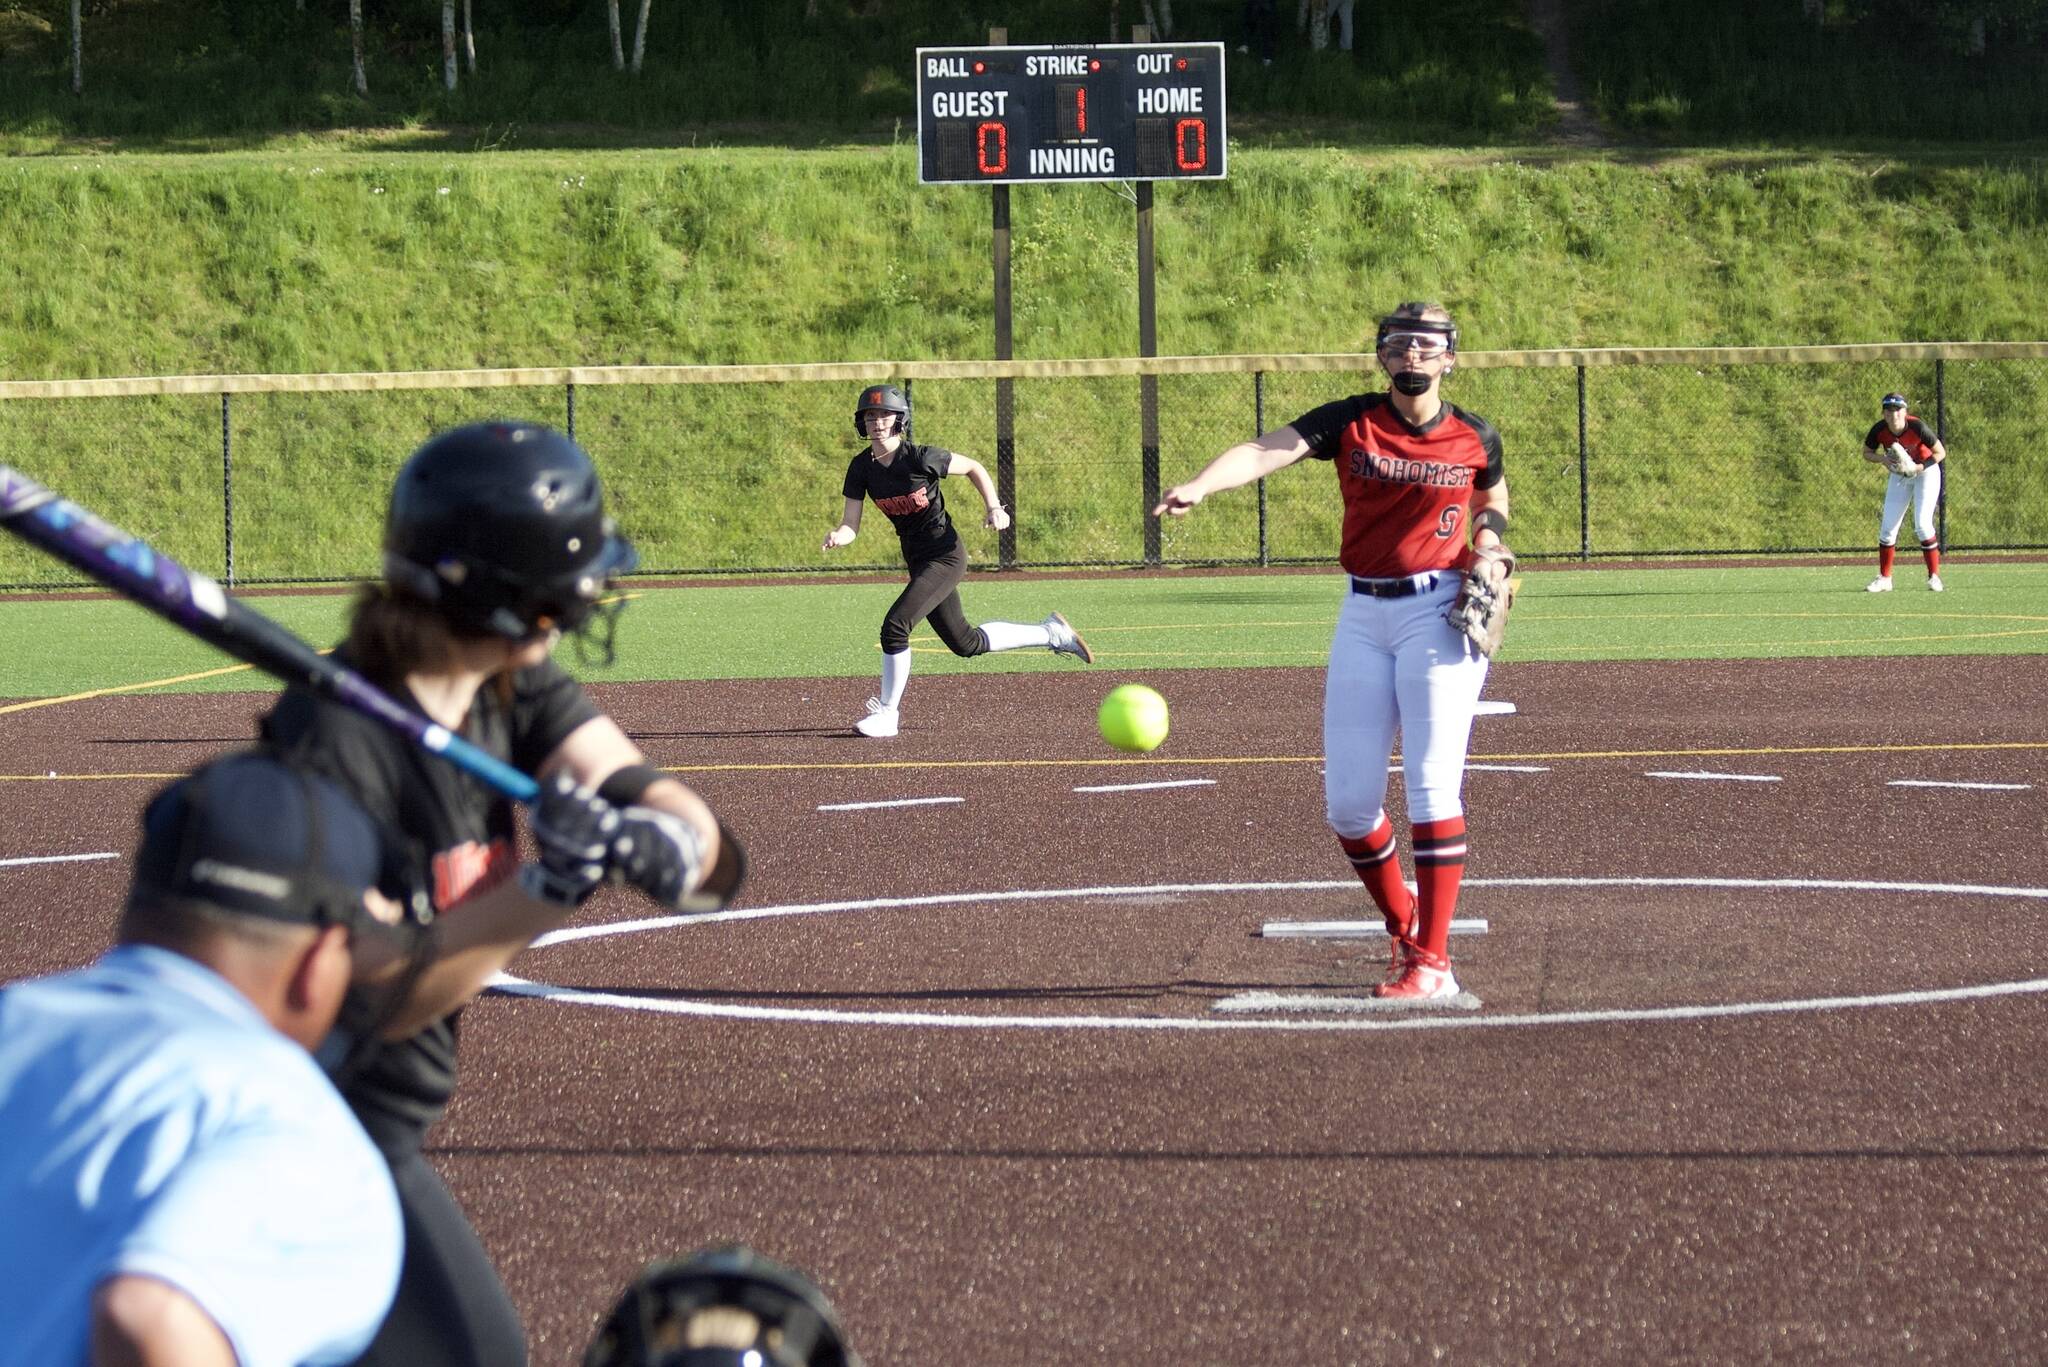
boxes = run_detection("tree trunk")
[1800,0,1821,22]
[1967,15,1987,56]
[350,0,368,94]
[464,0,477,74]
[442,2,457,90]
[1141,0,1174,39]
[70,0,82,94]
[1307,0,1332,49]
[631,0,653,74]
[607,0,625,71]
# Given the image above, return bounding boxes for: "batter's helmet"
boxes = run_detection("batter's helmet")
[384,421,638,641]
[584,1244,858,1367]
[852,383,910,438]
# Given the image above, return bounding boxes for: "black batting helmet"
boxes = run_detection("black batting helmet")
[583,1244,857,1367]
[384,421,638,641]
[852,383,909,438]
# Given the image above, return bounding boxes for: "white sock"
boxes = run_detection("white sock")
[880,649,911,710]
[978,620,1051,653]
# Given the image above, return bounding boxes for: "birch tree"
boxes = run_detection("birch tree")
[350,0,368,94]
[608,0,625,70]
[631,0,653,74]
[70,0,82,94]
[464,0,477,75]
[442,1,457,90]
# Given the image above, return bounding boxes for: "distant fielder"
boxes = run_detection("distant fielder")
[823,383,1093,738]
[1861,391,1947,592]
[1153,302,1511,1003]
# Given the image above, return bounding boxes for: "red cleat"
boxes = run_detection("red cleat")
[1374,945,1459,1001]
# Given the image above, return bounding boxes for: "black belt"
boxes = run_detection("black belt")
[1350,573,1443,599]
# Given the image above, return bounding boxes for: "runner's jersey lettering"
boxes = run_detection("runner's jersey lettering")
[844,442,959,563]
[1293,393,1505,579]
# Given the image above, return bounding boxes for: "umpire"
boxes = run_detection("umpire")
[0,753,404,1367]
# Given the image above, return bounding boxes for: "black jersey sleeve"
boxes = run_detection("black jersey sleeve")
[1290,396,1369,460]
[506,658,604,774]
[916,444,957,479]
[842,454,868,502]
[1905,416,1938,447]
[1457,405,1507,490]
[1863,420,1890,450]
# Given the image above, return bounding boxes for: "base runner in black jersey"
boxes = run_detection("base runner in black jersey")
[263,421,741,1367]
[822,383,1095,738]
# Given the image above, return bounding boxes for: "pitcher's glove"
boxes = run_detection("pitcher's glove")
[1883,442,1921,477]
[1445,544,1517,658]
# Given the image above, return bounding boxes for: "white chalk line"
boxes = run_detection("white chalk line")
[1073,779,1217,794]
[1887,779,2033,792]
[0,851,119,869]
[503,876,2048,1034]
[817,796,966,812]
[1645,771,1783,783]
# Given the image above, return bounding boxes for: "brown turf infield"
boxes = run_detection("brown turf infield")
[2,655,2045,1364]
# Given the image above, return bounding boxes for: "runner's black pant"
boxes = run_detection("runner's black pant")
[881,541,988,657]
[348,1116,527,1367]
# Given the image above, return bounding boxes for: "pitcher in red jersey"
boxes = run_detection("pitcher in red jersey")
[1153,303,1511,1003]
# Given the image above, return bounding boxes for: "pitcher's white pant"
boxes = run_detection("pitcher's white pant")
[1324,575,1490,838]
[1878,463,1942,545]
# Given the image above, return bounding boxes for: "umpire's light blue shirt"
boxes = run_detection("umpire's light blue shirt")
[0,944,401,1367]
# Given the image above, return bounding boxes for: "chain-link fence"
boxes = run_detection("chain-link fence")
[3,344,2044,589]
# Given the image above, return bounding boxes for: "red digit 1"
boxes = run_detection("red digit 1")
[977,121,1008,175]
[1175,117,1206,171]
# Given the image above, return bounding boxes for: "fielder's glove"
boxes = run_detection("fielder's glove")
[1883,442,1920,477]
[1445,544,1517,658]
[521,774,620,907]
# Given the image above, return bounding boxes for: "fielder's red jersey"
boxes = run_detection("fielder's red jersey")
[1293,393,1505,579]
[1864,414,1939,461]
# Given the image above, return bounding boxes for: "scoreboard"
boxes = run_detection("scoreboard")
[916,43,1227,186]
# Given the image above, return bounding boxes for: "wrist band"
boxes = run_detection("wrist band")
[1473,508,1509,539]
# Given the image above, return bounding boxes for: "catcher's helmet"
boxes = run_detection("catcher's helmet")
[384,421,638,640]
[583,1244,857,1367]
[852,383,910,438]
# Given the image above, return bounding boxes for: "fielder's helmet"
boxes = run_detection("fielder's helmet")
[852,383,910,438]
[583,1244,858,1367]
[1375,306,1458,355]
[384,421,638,640]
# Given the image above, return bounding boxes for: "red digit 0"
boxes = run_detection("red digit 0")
[977,121,1008,175]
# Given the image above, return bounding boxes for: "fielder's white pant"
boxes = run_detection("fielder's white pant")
[1324,574,1490,838]
[1878,463,1942,546]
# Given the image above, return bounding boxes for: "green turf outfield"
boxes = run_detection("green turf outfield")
[4,561,2045,702]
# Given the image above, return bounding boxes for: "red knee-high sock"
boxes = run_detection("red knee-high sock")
[1878,543,1897,577]
[1921,538,1941,575]
[1411,816,1468,961]
[1337,815,1412,934]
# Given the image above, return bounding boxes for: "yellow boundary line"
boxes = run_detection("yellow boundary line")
[9,738,2043,784]
[6,341,2048,401]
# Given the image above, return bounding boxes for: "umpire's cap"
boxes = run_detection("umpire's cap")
[1881,392,1909,409]
[584,1244,858,1367]
[128,752,383,932]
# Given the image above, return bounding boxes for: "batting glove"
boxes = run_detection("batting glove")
[609,806,708,910]
[520,774,619,907]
